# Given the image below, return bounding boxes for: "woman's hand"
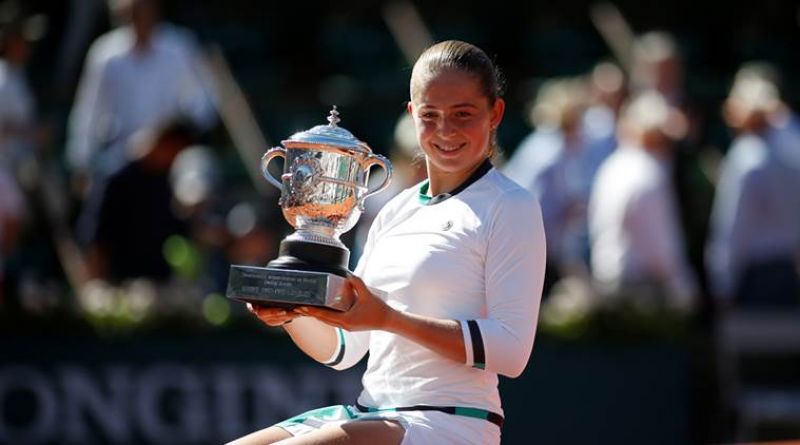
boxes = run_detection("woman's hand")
[294,274,395,331]
[247,303,301,327]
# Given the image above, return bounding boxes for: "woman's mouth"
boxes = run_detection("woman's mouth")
[433,142,466,153]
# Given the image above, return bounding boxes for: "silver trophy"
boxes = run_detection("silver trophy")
[226,107,392,310]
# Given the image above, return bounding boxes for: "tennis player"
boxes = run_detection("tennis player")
[228,40,546,445]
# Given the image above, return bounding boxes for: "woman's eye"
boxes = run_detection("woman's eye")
[420,112,437,119]
[454,111,473,119]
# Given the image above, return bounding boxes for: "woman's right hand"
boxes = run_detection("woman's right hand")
[247,303,301,327]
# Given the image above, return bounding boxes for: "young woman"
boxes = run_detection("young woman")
[228,40,546,445]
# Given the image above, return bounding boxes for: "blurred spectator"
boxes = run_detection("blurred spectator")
[169,145,239,295]
[0,3,38,306]
[504,74,616,293]
[747,64,800,171]
[631,30,715,302]
[66,0,216,193]
[0,3,38,171]
[706,63,800,307]
[583,61,626,160]
[351,112,426,265]
[589,91,698,312]
[83,119,195,285]
[631,31,684,106]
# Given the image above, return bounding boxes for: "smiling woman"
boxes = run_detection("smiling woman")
[409,41,506,196]
[229,41,546,445]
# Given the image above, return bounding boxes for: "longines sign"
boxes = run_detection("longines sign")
[0,363,361,444]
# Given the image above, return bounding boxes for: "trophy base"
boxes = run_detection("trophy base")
[226,265,350,311]
[225,239,352,311]
[267,239,350,277]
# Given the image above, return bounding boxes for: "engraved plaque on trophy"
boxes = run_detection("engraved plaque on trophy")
[226,107,392,310]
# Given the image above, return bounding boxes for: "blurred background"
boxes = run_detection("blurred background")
[1,0,800,444]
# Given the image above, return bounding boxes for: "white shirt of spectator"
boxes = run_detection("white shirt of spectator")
[67,23,216,175]
[706,120,800,300]
[589,144,698,308]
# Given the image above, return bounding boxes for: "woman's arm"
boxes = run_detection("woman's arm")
[385,311,466,363]
[298,191,547,374]
[295,275,467,364]
[248,305,337,363]
[249,303,370,369]
[474,189,546,377]
[302,191,546,378]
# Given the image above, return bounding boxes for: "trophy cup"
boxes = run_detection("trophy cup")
[226,107,392,311]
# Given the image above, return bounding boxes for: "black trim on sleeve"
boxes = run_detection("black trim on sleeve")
[323,328,346,367]
[466,320,486,369]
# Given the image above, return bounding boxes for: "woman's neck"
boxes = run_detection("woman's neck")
[425,159,485,196]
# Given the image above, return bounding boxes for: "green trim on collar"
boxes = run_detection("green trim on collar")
[418,180,432,205]
[416,159,493,206]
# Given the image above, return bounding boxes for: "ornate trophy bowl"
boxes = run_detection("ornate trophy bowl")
[226,107,392,310]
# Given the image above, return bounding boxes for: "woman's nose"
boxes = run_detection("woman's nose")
[437,117,457,137]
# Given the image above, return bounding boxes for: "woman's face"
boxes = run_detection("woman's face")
[409,69,504,180]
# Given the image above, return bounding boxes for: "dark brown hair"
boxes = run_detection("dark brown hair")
[410,40,505,105]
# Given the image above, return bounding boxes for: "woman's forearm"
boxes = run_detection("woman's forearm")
[383,310,466,364]
[294,276,468,365]
[284,316,339,364]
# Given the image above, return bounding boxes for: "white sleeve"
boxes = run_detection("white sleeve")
[460,189,546,378]
[322,327,370,371]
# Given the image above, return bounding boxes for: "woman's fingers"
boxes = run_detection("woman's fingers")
[346,273,370,297]
[261,275,379,331]
[295,305,334,320]
[335,281,357,311]
[295,306,346,328]
[248,304,299,326]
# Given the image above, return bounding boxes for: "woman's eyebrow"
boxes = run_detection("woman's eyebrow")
[450,103,480,109]
[418,103,479,109]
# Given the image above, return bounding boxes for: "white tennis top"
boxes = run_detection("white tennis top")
[327,166,546,416]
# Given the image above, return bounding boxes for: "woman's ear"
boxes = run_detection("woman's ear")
[406,101,414,116]
[491,98,506,128]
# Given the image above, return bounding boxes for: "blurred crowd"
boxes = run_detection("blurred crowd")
[0,0,285,324]
[503,31,800,326]
[1,0,799,329]
[1,1,799,442]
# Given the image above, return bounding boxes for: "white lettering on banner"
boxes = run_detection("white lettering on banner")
[137,365,208,444]
[0,363,361,444]
[212,366,248,440]
[60,366,131,442]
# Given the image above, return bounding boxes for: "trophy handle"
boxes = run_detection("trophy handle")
[261,147,286,189]
[363,154,393,202]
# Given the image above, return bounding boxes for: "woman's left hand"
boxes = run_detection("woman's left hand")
[294,274,395,331]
